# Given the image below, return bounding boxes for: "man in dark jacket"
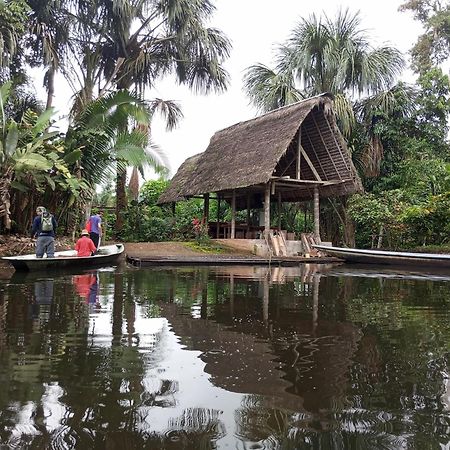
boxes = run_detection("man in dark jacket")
[31,206,58,258]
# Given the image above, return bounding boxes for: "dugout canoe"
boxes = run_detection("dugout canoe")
[313,244,450,268]
[2,244,124,271]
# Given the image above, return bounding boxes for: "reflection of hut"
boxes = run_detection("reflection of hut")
[158,94,362,246]
[160,273,363,415]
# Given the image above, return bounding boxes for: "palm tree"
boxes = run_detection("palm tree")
[62,0,231,233]
[243,10,409,246]
[244,9,405,141]
[26,0,70,109]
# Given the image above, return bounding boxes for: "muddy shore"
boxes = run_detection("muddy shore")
[0,236,251,276]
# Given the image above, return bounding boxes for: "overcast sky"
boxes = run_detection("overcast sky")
[42,0,423,178]
[148,0,423,176]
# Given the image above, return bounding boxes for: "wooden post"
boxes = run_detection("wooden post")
[231,190,236,239]
[216,195,220,238]
[246,194,251,238]
[203,193,209,223]
[278,191,282,231]
[264,183,271,238]
[296,129,301,179]
[313,186,320,242]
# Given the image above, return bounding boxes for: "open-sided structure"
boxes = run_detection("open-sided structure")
[158,93,362,242]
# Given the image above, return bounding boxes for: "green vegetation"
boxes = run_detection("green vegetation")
[243,7,450,249]
[184,241,228,254]
[0,1,449,251]
[0,0,231,237]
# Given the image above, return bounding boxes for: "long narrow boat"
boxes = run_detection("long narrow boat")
[313,244,450,268]
[2,244,124,271]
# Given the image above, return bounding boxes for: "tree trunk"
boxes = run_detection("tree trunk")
[116,169,127,236]
[45,67,55,110]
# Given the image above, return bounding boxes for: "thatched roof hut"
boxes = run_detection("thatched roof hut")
[158,93,362,207]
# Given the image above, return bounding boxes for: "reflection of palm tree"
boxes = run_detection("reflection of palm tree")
[235,395,305,450]
[141,407,226,450]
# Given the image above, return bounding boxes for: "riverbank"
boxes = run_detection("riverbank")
[0,236,254,276]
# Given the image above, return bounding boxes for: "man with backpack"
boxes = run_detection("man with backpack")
[31,206,58,258]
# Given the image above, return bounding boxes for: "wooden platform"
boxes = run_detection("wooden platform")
[126,254,342,267]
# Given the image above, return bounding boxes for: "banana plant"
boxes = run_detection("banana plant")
[0,81,83,230]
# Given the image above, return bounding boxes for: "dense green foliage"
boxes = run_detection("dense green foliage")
[0,1,450,249]
[243,8,450,249]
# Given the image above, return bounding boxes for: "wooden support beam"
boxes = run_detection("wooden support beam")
[216,195,221,238]
[303,125,327,178]
[296,129,301,179]
[231,189,236,239]
[313,186,320,242]
[299,144,322,181]
[280,152,298,177]
[203,193,209,223]
[264,183,271,238]
[278,191,282,230]
[246,194,251,227]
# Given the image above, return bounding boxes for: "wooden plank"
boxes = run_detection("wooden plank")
[299,144,322,181]
[231,190,236,239]
[278,232,288,256]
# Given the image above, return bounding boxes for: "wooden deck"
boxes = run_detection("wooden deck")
[126,254,342,267]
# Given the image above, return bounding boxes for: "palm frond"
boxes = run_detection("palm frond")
[148,98,183,131]
[243,64,303,113]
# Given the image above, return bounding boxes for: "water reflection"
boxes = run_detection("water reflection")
[0,264,448,449]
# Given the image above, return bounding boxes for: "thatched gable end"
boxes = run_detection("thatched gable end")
[158,94,362,205]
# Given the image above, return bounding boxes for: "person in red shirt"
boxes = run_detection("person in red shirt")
[75,229,97,257]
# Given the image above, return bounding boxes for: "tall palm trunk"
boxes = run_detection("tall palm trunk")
[116,170,127,237]
[45,67,55,110]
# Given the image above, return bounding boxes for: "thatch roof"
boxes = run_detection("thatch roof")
[158,93,362,205]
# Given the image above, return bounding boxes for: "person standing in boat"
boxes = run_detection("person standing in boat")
[31,206,57,258]
[75,229,97,256]
[88,210,103,249]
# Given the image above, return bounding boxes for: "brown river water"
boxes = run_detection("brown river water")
[0,263,449,449]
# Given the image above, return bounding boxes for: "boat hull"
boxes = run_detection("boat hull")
[2,244,125,271]
[313,245,450,268]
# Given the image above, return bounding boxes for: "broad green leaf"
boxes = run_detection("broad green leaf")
[63,149,82,164]
[5,121,18,156]
[44,175,56,191]
[14,153,53,171]
[32,108,55,136]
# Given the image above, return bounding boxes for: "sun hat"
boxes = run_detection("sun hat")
[81,229,90,236]
[36,206,46,214]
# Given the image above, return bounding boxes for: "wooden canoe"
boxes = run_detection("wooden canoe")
[2,244,124,271]
[313,244,450,268]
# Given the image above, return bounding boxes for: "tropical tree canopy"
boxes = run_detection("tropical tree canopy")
[244,9,405,114]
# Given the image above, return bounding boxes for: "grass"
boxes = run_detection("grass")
[405,244,450,254]
[183,240,228,254]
